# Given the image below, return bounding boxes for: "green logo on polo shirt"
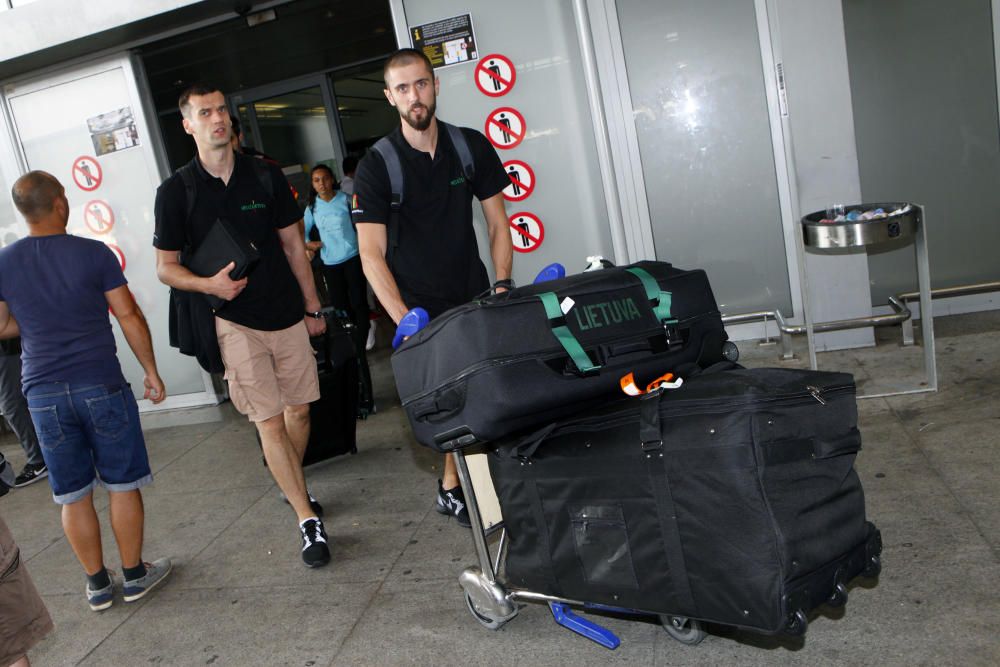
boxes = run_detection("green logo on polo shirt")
[241,200,267,211]
[450,176,466,186]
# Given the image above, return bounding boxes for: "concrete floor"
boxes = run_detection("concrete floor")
[2,312,999,666]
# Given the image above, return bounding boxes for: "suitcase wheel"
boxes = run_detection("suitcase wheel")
[826,582,849,608]
[862,554,882,579]
[465,592,515,630]
[783,609,808,637]
[659,615,707,646]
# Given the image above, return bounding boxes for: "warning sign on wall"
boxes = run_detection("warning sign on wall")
[509,212,544,253]
[84,200,115,235]
[485,107,526,150]
[410,14,478,68]
[502,160,535,202]
[72,156,103,192]
[475,54,516,97]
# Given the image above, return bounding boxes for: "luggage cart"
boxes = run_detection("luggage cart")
[452,447,707,649]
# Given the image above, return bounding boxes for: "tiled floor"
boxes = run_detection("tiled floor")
[3,313,998,666]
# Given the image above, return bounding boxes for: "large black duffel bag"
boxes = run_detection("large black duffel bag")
[391,261,728,451]
[488,366,882,636]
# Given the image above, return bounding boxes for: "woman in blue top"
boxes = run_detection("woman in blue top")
[305,164,374,414]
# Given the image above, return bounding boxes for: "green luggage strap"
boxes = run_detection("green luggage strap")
[536,292,600,373]
[626,267,676,324]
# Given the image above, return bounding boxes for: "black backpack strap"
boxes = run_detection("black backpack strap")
[440,121,475,183]
[177,162,197,223]
[371,137,404,264]
[249,155,275,200]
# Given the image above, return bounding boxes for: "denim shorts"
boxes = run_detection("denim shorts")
[26,382,152,505]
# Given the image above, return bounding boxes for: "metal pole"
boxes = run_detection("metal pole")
[572,0,630,265]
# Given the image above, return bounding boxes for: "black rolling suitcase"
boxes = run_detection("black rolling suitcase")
[392,261,729,451]
[487,366,882,637]
[257,312,358,465]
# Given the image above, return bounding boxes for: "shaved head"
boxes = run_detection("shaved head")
[11,171,65,222]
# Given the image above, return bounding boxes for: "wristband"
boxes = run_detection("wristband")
[494,278,515,290]
[305,311,324,320]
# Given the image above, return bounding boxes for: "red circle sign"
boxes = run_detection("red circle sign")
[84,200,115,235]
[509,212,544,253]
[475,54,516,97]
[502,160,535,202]
[485,107,526,150]
[72,156,103,192]
[105,242,126,271]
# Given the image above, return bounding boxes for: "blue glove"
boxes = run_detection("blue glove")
[533,263,566,284]
[393,307,430,349]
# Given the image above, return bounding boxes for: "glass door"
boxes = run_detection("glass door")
[614,0,792,316]
[230,77,344,202]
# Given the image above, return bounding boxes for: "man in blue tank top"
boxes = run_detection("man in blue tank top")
[0,171,171,612]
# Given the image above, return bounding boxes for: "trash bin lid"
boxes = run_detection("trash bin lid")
[801,203,917,249]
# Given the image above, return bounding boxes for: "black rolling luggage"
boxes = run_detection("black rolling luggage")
[258,312,358,465]
[392,261,728,451]
[487,366,882,636]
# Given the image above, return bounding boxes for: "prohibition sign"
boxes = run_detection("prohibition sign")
[475,54,516,97]
[509,212,544,253]
[72,156,103,192]
[105,243,126,271]
[84,200,115,235]
[502,160,535,202]
[485,107,526,150]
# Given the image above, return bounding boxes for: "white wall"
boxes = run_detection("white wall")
[0,0,200,63]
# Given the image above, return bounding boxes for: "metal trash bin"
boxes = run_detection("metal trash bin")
[790,203,936,397]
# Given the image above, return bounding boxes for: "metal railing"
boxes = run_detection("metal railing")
[722,281,1000,359]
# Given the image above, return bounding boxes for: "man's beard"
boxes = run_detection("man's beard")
[401,99,436,131]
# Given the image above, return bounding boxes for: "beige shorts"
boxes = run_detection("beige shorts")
[0,515,54,666]
[215,318,320,422]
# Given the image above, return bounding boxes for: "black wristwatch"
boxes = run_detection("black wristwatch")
[305,311,324,320]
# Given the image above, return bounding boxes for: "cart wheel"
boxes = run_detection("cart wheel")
[827,582,848,608]
[784,609,808,637]
[659,615,707,645]
[862,554,882,578]
[464,592,511,631]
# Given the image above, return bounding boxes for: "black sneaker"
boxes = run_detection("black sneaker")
[300,518,330,568]
[436,480,471,528]
[15,462,48,488]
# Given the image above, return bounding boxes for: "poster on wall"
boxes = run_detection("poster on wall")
[87,106,140,156]
[410,14,478,68]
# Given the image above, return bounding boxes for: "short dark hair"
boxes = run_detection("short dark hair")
[178,82,223,117]
[382,48,434,87]
[11,171,63,221]
[342,155,358,175]
[230,114,241,136]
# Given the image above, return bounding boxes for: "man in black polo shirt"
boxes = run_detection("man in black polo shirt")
[352,49,513,527]
[153,83,331,568]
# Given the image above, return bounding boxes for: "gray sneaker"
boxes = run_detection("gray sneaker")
[86,576,115,612]
[122,558,172,603]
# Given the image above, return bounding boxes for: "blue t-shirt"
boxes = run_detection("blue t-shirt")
[0,234,127,393]
[304,192,358,266]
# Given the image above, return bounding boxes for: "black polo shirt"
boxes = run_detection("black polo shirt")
[351,124,509,317]
[153,153,304,331]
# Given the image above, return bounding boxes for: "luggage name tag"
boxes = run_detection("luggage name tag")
[620,371,683,397]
